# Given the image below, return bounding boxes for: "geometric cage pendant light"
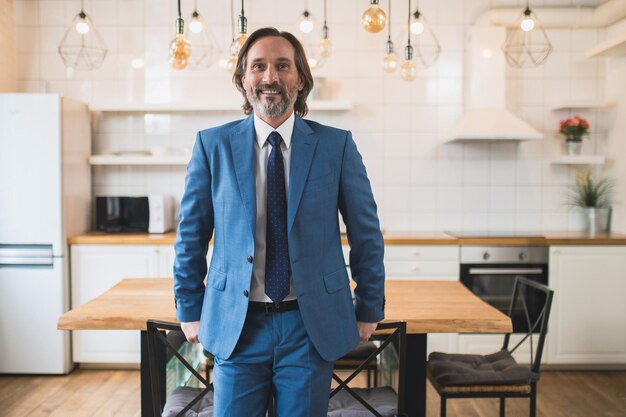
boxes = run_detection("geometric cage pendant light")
[58,0,107,70]
[186,0,221,69]
[501,0,553,68]
[409,1,441,69]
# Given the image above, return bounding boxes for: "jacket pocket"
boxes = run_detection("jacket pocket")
[323,267,349,293]
[208,267,227,291]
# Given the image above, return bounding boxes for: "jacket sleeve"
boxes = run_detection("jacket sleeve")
[173,132,214,323]
[338,131,385,323]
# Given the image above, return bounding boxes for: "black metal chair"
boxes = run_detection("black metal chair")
[427,277,554,417]
[147,320,214,417]
[335,342,380,388]
[328,321,408,417]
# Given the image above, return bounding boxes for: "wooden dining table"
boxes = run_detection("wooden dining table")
[58,278,511,417]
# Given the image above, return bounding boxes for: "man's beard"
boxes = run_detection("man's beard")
[247,83,298,119]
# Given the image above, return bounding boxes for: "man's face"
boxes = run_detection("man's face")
[241,36,304,122]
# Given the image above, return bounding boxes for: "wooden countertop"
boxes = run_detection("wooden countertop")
[68,230,626,246]
[57,278,512,335]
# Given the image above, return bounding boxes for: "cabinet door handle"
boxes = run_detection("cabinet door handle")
[412,266,421,272]
[413,251,421,256]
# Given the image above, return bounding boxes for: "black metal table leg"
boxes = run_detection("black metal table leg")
[405,334,427,417]
[141,330,165,417]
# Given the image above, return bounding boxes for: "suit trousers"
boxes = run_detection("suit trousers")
[212,307,334,417]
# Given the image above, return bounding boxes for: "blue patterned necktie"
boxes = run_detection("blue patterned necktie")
[265,131,290,302]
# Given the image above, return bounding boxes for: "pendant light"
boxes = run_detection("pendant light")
[400,0,416,81]
[306,0,331,69]
[168,0,192,70]
[58,0,107,70]
[502,0,552,68]
[319,0,331,60]
[382,0,397,73]
[186,0,221,69]
[361,0,386,33]
[231,0,249,57]
[219,0,239,74]
[408,1,440,69]
[299,1,314,34]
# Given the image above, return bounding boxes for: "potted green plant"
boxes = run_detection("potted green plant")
[568,170,614,234]
[559,115,590,156]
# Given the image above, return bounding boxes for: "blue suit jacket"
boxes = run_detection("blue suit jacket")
[173,114,384,362]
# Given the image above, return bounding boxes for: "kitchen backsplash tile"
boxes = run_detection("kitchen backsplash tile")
[12,0,611,232]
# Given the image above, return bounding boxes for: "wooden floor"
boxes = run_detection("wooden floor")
[1,370,625,417]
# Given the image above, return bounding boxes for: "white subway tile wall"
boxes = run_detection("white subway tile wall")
[13,0,609,232]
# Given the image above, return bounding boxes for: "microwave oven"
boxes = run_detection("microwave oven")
[95,195,174,233]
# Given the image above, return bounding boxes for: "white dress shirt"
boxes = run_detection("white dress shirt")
[250,112,297,302]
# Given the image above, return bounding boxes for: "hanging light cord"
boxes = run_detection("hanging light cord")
[177,0,181,19]
[323,0,327,27]
[230,0,235,40]
[407,0,412,45]
[387,0,391,41]
[241,0,245,18]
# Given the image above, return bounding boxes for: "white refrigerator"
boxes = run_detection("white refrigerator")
[0,93,91,374]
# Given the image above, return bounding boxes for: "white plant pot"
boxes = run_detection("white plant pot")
[582,207,612,234]
[567,141,582,156]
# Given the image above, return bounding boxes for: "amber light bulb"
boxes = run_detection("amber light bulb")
[400,44,416,81]
[319,37,332,58]
[361,0,386,33]
[231,32,248,57]
[169,18,192,69]
[226,55,237,74]
[383,53,398,73]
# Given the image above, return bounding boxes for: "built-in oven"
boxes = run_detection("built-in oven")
[459,246,549,333]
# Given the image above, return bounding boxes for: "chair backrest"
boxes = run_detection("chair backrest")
[501,277,554,380]
[146,320,213,417]
[329,321,407,417]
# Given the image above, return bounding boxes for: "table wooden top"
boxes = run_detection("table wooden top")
[58,279,511,334]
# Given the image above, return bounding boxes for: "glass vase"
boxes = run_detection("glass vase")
[566,140,582,156]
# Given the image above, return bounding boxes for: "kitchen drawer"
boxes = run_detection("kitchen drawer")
[384,260,458,278]
[385,245,459,261]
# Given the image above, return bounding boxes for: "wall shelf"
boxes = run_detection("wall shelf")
[585,32,626,58]
[551,155,606,165]
[89,100,353,112]
[551,100,615,111]
[89,155,188,166]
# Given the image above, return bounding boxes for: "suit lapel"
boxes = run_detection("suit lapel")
[288,116,318,233]
[229,115,256,239]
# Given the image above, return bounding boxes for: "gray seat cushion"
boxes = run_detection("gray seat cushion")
[428,349,530,387]
[342,342,378,358]
[162,386,213,417]
[327,387,398,417]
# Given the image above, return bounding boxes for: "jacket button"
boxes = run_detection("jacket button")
[243,290,249,297]
[247,255,253,263]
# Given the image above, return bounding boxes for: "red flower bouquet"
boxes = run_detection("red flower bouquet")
[559,116,590,143]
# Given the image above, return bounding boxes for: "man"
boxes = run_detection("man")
[174,27,384,417]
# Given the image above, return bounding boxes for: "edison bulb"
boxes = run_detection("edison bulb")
[361,4,386,33]
[226,55,237,74]
[410,21,424,35]
[169,34,192,69]
[75,20,90,34]
[189,19,203,33]
[319,38,332,58]
[400,60,416,81]
[383,53,398,73]
[231,32,248,56]
[521,17,535,31]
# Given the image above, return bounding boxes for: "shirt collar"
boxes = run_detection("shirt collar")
[253,111,295,149]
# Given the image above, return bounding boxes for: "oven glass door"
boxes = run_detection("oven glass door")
[460,263,548,333]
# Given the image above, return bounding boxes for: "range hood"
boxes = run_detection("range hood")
[445,26,543,142]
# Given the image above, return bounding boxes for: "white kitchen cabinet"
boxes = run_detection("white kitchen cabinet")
[384,245,459,281]
[547,246,626,366]
[70,244,212,364]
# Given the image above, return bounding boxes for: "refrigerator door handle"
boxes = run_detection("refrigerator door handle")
[0,245,54,266]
